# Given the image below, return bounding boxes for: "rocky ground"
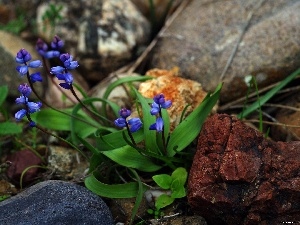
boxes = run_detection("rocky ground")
[0,0,300,224]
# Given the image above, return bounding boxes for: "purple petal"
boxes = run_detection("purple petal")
[114,118,127,128]
[119,108,131,118]
[28,60,42,68]
[30,72,43,83]
[59,83,71,89]
[15,96,27,104]
[16,65,28,75]
[15,109,27,121]
[161,100,172,109]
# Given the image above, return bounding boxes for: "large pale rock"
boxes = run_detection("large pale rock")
[37,0,150,81]
[188,114,300,224]
[149,0,300,103]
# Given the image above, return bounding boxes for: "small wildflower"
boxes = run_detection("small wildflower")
[128,118,142,132]
[153,93,172,109]
[18,83,32,97]
[36,38,48,56]
[14,83,42,124]
[114,108,142,133]
[44,50,60,59]
[149,93,172,132]
[51,35,64,49]
[15,49,42,77]
[15,49,31,64]
[119,108,131,119]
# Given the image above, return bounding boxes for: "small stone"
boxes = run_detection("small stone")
[47,146,88,181]
[0,180,114,225]
[138,68,213,131]
[188,114,300,224]
[6,149,43,184]
[149,215,207,225]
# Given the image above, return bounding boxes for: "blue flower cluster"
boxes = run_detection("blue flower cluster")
[15,84,42,127]
[114,108,142,133]
[15,49,43,83]
[37,36,78,89]
[149,93,172,132]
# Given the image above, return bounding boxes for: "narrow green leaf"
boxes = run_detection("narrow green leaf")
[133,88,159,154]
[0,85,8,106]
[167,83,222,156]
[0,122,22,135]
[238,68,300,119]
[101,145,162,172]
[128,168,146,225]
[85,174,145,198]
[96,129,144,151]
[101,75,153,117]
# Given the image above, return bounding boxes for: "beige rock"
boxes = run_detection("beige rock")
[138,68,211,131]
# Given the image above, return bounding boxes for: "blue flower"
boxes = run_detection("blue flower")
[149,93,172,133]
[119,108,131,119]
[15,83,42,124]
[153,93,172,109]
[51,35,64,49]
[18,83,32,97]
[36,38,48,56]
[15,49,31,64]
[59,53,79,70]
[128,118,142,132]
[44,50,60,59]
[15,49,42,77]
[114,108,142,133]
[149,117,164,132]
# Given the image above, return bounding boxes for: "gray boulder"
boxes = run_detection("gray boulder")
[149,0,300,103]
[0,180,113,225]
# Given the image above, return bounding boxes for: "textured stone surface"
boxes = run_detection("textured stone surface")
[137,68,211,131]
[0,180,113,225]
[37,0,150,81]
[47,146,88,180]
[149,0,300,103]
[6,149,43,184]
[188,114,300,224]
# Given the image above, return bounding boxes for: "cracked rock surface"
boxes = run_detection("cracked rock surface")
[188,114,300,225]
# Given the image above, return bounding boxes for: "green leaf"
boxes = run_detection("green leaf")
[0,122,22,135]
[96,129,144,151]
[238,68,300,119]
[167,83,222,156]
[0,85,8,106]
[152,174,172,189]
[170,179,186,198]
[101,75,153,117]
[133,89,159,154]
[171,167,187,186]
[101,145,162,172]
[155,194,174,210]
[34,108,99,138]
[85,174,147,198]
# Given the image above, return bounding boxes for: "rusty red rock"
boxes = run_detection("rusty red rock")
[188,114,300,224]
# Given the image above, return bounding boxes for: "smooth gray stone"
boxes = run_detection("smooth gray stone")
[0,180,114,225]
